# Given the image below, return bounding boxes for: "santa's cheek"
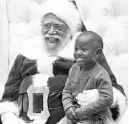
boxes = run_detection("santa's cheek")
[42,27,48,35]
[59,28,69,39]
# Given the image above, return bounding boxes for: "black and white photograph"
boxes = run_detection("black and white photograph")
[0,0,128,124]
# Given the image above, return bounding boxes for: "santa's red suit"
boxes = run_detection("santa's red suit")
[0,0,127,124]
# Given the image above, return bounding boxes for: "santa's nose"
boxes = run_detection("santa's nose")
[48,26,57,35]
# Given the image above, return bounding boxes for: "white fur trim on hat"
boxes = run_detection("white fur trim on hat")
[38,0,82,33]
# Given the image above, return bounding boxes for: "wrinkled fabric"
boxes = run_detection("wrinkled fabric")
[62,63,113,118]
[47,59,73,124]
[2,54,37,101]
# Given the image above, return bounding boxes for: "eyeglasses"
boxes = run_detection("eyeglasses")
[42,23,67,31]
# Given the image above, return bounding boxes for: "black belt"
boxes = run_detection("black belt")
[49,106,63,111]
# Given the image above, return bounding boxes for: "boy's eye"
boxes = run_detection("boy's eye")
[74,47,78,51]
[82,48,87,51]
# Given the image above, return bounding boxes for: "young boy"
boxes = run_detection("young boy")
[62,31,113,124]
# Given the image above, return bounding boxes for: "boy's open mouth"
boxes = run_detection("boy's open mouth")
[76,58,84,62]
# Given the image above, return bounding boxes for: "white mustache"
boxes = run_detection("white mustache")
[45,34,61,39]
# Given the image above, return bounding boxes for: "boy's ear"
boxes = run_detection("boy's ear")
[95,48,102,56]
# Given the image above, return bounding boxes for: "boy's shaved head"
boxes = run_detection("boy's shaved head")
[77,31,103,50]
[74,31,103,66]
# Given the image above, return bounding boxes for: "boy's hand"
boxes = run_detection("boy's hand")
[66,107,77,120]
[74,108,82,119]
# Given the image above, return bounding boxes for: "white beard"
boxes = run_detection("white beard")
[20,32,78,62]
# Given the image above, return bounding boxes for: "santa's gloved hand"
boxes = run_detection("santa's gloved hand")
[76,89,99,106]
[66,107,77,121]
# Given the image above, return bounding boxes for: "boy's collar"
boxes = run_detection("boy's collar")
[82,60,97,71]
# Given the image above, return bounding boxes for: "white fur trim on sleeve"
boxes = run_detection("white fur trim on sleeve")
[1,113,48,124]
[0,101,19,115]
[118,108,128,124]
[1,112,26,124]
[1,112,49,124]
[112,87,127,119]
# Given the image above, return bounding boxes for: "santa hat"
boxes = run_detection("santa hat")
[37,0,82,34]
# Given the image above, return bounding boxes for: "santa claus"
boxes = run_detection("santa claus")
[0,0,127,124]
